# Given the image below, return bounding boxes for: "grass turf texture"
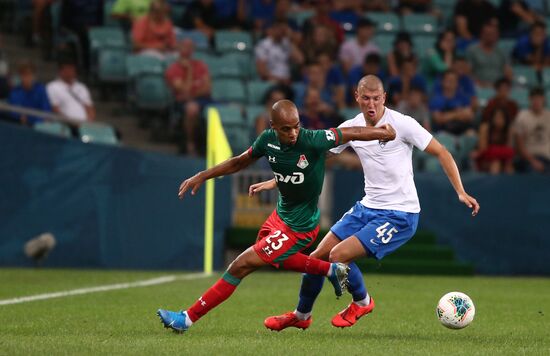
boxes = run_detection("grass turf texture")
[0,269,549,355]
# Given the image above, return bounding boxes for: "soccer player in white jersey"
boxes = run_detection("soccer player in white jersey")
[251,75,480,330]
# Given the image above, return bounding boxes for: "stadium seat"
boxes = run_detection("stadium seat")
[214,53,248,79]
[402,14,438,34]
[98,48,127,83]
[212,79,246,103]
[176,29,209,52]
[476,86,496,108]
[412,34,437,58]
[170,3,187,24]
[541,68,550,88]
[434,132,457,155]
[339,107,360,121]
[34,121,71,138]
[89,27,126,52]
[373,33,395,54]
[78,122,119,145]
[246,80,272,105]
[207,104,244,126]
[224,125,251,154]
[214,31,253,53]
[510,86,530,108]
[245,104,265,127]
[103,0,118,27]
[134,74,172,111]
[497,38,516,57]
[365,12,401,33]
[288,10,314,27]
[126,55,164,77]
[513,65,538,88]
[457,134,478,170]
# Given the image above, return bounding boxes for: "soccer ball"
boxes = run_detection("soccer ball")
[436,292,475,329]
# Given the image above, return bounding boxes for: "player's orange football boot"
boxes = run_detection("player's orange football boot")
[331,297,375,328]
[264,312,312,331]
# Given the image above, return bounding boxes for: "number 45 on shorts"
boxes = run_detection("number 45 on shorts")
[375,222,399,244]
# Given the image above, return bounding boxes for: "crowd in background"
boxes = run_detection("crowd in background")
[0,0,549,175]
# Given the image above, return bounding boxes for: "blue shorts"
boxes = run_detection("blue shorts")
[331,202,420,260]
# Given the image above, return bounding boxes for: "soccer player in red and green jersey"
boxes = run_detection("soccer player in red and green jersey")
[157,99,396,333]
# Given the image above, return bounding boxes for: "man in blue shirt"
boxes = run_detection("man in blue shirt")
[8,61,52,125]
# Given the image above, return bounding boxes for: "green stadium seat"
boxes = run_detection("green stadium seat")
[497,38,516,57]
[412,34,437,58]
[457,134,478,170]
[288,10,314,27]
[339,107,360,121]
[78,122,119,145]
[170,3,187,24]
[207,104,244,126]
[434,132,457,155]
[89,27,126,51]
[402,14,438,34]
[224,125,251,154]
[513,65,538,88]
[246,80,272,105]
[541,68,550,88]
[34,121,71,138]
[214,31,253,53]
[476,86,496,108]
[98,48,127,83]
[103,0,118,27]
[135,74,172,111]
[212,79,246,103]
[510,86,530,108]
[373,33,395,54]
[245,105,265,127]
[126,55,164,78]
[213,53,248,79]
[365,12,401,33]
[176,29,209,51]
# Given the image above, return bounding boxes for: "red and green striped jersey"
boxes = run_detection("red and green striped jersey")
[249,128,343,232]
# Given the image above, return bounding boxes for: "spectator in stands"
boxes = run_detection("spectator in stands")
[387,31,417,77]
[512,21,550,70]
[482,77,519,124]
[466,21,513,88]
[46,58,95,122]
[132,0,176,59]
[249,0,276,33]
[387,57,427,107]
[254,86,287,135]
[31,0,52,46]
[296,61,342,110]
[60,0,103,72]
[180,0,224,41]
[397,0,433,14]
[429,70,475,136]
[432,56,477,104]
[498,0,542,38]
[302,24,339,63]
[514,87,550,173]
[8,60,51,126]
[396,86,431,131]
[474,107,515,174]
[112,0,153,24]
[255,20,304,85]
[362,0,392,12]
[453,0,497,49]
[424,30,457,84]
[347,53,386,105]
[299,87,341,129]
[338,18,379,74]
[318,52,346,110]
[165,39,211,156]
[302,0,344,44]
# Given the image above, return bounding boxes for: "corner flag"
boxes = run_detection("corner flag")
[204,107,232,274]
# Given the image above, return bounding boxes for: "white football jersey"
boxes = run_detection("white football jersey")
[331,107,433,213]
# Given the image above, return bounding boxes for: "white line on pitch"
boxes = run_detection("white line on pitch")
[0,272,211,306]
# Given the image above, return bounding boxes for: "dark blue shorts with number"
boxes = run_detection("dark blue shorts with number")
[331,202,419,260]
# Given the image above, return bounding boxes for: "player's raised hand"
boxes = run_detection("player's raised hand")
[249,179,277,196]
[178,174,204,199]
[458,192,480,216]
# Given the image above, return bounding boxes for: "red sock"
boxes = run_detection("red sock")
[186,272,240,322]
[281,253,331,275]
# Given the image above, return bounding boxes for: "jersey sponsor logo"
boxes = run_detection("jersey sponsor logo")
[273,172,304,184]
[268,156,276,163]
[267,143,280,150]
[325,130,336,141]
[297,154,309,169]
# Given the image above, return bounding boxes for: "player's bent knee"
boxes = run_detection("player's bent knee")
[309,248,329,260]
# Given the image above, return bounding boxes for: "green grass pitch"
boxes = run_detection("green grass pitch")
[0,268,549,355]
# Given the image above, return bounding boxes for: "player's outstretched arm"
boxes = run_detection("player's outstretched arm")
[424,138,480,216]
[178,151,258,199]
[249,178,277,196]
[340,124,396,143]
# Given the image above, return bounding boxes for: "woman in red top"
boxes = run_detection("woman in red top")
[132,0,176,58]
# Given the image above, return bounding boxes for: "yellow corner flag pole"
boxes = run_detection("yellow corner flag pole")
[204,107,232,274]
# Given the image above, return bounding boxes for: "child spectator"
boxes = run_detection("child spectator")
[474,107,515,174]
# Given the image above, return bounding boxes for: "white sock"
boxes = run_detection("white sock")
[353,293,370,307]
[183,311,194,327]
[294,310,311,321]
[326,263,334,277]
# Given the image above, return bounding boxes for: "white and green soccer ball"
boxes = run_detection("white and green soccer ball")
[436,292,475,329]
